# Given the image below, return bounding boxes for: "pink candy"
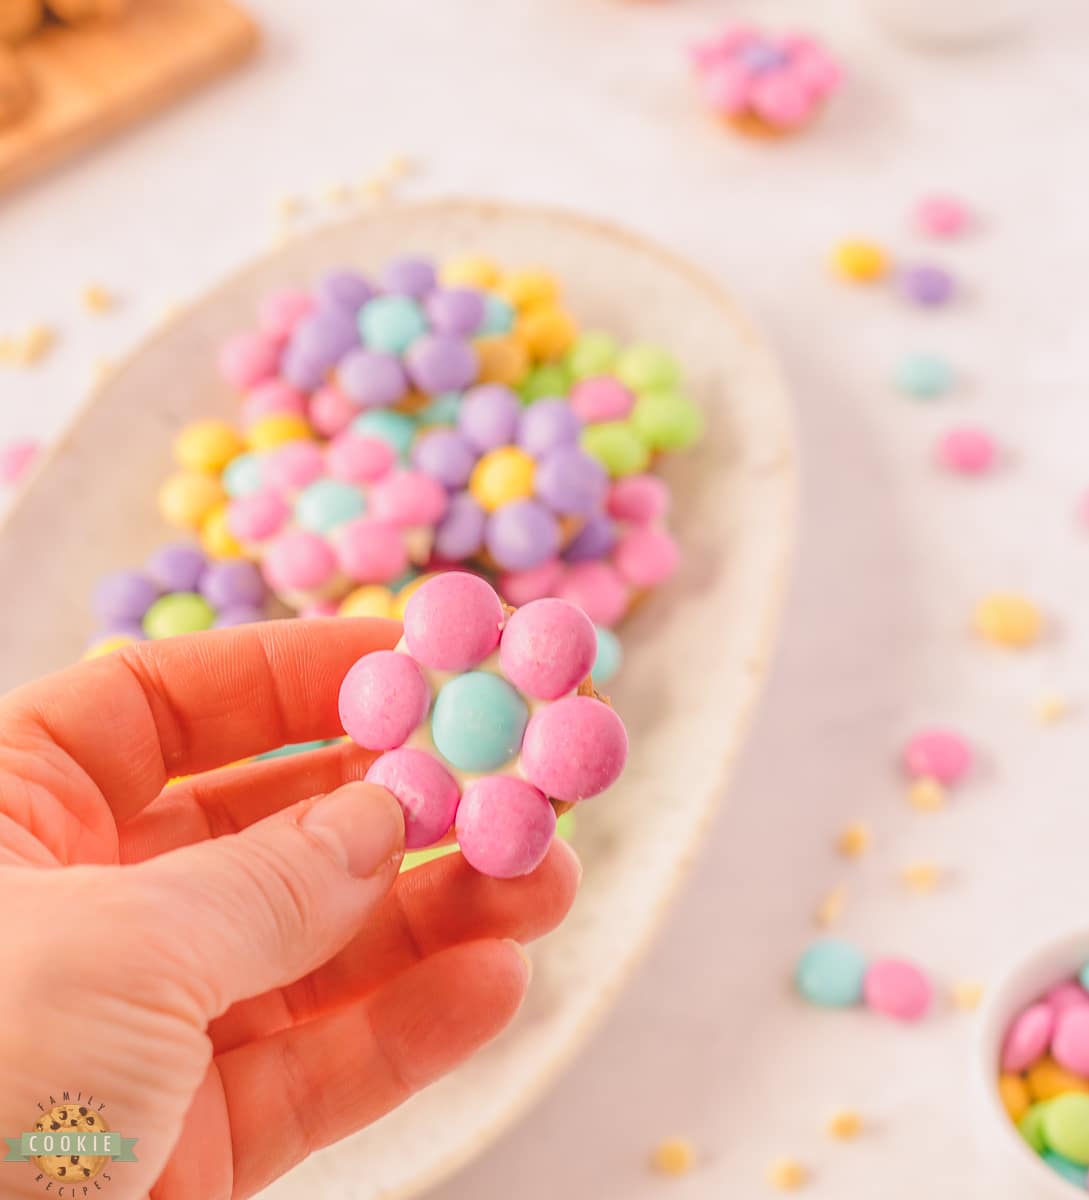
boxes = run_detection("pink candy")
[863,958,932,1022]
[1047,981,1089,1015]
[263,529,337,593]
[456,776,557,878]
[326,430,397,485]
[521,695,628,802]
[902,728,973,785]
[258,289,316,341]
[219,331,281,391]
[309,385,360,437]
[241,380,308,429]
[558,561,630,628]
[498,560,565,607]
[262,440,326,492]
[0,437,40,486]
[339,651,432,751]
[403,573,504,671]
[499,598,597,700]
[937,427,997,475]
[1053,1006,1089,1078]
[1002,1002,1056,1072]
[613,526,680,588]
[607,475,670,524]
[370,470,448,528]
[916,195,970,238]
[570,377,636,424]
[365,748,460,850]
[335,517,408,584]
[228,489,291,543]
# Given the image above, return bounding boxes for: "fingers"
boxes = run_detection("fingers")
[216,939,530,1199]
[1,618,398,823]
[130,782,405,1019]
[118,740,380,862]
[209,837,581,1052]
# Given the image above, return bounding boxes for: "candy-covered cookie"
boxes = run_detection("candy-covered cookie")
[338,572,627,878]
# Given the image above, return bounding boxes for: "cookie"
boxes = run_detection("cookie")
[33,1105,108,1183]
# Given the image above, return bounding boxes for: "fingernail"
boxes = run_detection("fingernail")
[552,836,584,886]
[301,783,405,877]
[504,938,533,983]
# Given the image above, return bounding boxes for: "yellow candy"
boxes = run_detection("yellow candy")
[82,634,136,661]
[1027,1056,1089,1102]
[174,419,245,475]
[339,585,395,620]
[200,503,243,560]
[826,1110,863,1140]
[499,269,560,312]
[831,240,889,283]
[767,1159,807,1190]
[476,335,530,387]
[469,447,536,513]
[974,593,1043,648]
[247,413,313,451]
[517,306,578,361]
[441,254,501,289]
[158,471,225,531]
[999,1074,1031,1123]
[650,1137,695,1176]
[391,572,438,620]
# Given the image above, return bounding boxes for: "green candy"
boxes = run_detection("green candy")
[1019,1104,1048,1153]
[1042,1151,1088,1187]
[615,343,681,392]
[566,331,618,380]
[143,592,215,640]
[894,351,953,398]
[1042,1094,1089,1165]
[581,421,651,478]
[631,388,704,452]
[352,409,417,459]
[519,362,573,404]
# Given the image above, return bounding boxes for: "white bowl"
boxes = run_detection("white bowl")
[976,929,1089,1198]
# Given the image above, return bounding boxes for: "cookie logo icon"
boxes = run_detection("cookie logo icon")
[32,1105,109,1183]
[4,1093,137,1192]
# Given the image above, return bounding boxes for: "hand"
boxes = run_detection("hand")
[0,619,580,1199]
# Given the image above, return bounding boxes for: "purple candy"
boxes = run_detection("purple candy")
[534,445,609,516]
[458,385,522,452]
[433,491,487,561]
[517,397,582,458]
[381,256,437,299]
[563,513,617,562]
[485,499,559,571]
[316,270,375,314]
[145,543,207,593]
[200,560,266,610]
[280,342,326,391]
[338,348,409,408]
[405,334,478,394]
[899,264,955,307]
[290,305,360,369]
[412,428,478,489]
[425,287,486,336]
[93,570,161,625]
[214,604,266,629]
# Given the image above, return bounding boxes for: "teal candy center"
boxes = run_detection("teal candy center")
[358,295,428,355]
[295,479,366,533]
[352,409,418,460]
[430,671,529,773]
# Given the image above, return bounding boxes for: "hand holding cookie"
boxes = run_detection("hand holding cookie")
[0,621,579,1199]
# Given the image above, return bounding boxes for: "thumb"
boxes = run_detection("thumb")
[132,781,405,1020]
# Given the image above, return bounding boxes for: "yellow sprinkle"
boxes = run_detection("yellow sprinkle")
[831,239,889,283]
[951,980,984,1011]
[275,194,303,220]
[358,176,388,203]
[767,1159,807,1190]
[81,284,114,313]
[650,1137,695,1176]
[900,862,940,893]
[160,302,181,323]
[11,324,54,365]
[322,182,351,206]
[93,358,114,384]
[815,885,846,928]
[383,153,413,180]
[908,777,947,811]
[836,823,870,859]
[0,335,16,363]
[826,1110,862,1140]
[1034,694,1069,724]
[973,593,1043,649]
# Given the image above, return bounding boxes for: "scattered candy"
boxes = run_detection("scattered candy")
[1034,695,1070,725]
[825,1110,863,1140]
[795,939,867,1008]
[915,195,970,238]
[937,427,997,474]
[766,1159,807,1190]
[81,284,115,313]
[898,263,955,307]
[908,778,947,811]
[836,823,870,858]
[899,862,941,893]
[951,981,984,1012]
[902,728,972,784]
[814,885,847,929]
[831,240,889,284]
[863,958,932,1021]
[894,351,954,399]
[650,1137,695,1176]
[974,594,1044,649]
[0,437,40,485]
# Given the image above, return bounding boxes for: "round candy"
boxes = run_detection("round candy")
[365,747,460,850]
[412,428,477,490]
[499,598,597,700]
[338,348,409,409]
[534,446,608,516]
[370,470,448,527]
[518,397,582,458]
[894,351,954,399]
[295,479,366,534]
[143,592,216,639]
[455,776,556,879]
[425,287,485,336]
[381,256,437,299]
[485,500,560,571]
[863,958,932,1021]
[228,489,290,543]
[290,305,360,368]
[614,344,680,392]
[937,427,996,474]
[557,561,630,626]
[479,293,515,335]
[263,530,338,594]
[352,410,417,459]
[280,342,326,392]
[431,671,529,772]
[416,391,463,427]
[902,729,972,785]
[1042,1094,1089,1166]
[94,570,160,625]
[258,289,315,340]
[518,306,578,360]
[339,651,432,751]
[199,559,265,609]
[1020,1104,1049,1151]
[326,430,397,484]
[1050,981,1089,1015]
[174,419,245,475]
[0,438,39,486]
[223,452,264,498]
[592,625,622,685]
[498,559,565,607]
[458,385,522,453]
[915,195,969,238]
[569,376,636,424]
[83,633,140,660]
[241,380,308,429]
[247,414,314,452]
[520,695,627,801]
[476,335,530,387]
[339,585,394,619]
[831,240,889,283]
[263,440,326,492]
[358,294,428,354]
[335,517,409,583]
[1042,1151,1088,1187]
[567,331,619,380]
[520,362,572,404]
[158,472,225,530]
[500,269,559,312]
[469,447,537,512]
[403,573,504,671]
[581,421,651,478]
[1053,1006,1089,1079]
[974,594,1043,648]
[613,526,680,587]
[899,264,955,307]
[607,474,670,523]
[433,492,487,561]
[564,513,617,562]
[145,543,206,593]
[441,254,500,289]
[631,389,704,452]
[200,505,243,561]
[309,385,359,438]
[998,1074,1031,1123]
[1027,1057,1089,1102]
[794,939,867,1008]
[1002,1003,1055,1073]
[218,331,280,390]
[316,269,374,314]
[214,605,264,628]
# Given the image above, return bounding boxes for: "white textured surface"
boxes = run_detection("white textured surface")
[1,1,1088,1198]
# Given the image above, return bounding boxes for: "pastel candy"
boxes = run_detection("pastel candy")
[199,559,265,609]
[338,349,409,409]
[353,410,417,459]
[228,490,291,543]
[219,331,280,391]
[615,344,680,392]
[486,499,560,571]
[902,729,972,784]
[143,592,215,639]
[1002,1003,1056,1073]
[1051,981,1089,1014]
[174,419,245,475]
[534,446,608,516]
[425,287,485,336]
[863,958,932,1021]
[263,440,326,492]
[520,695,627,801]
[592,625,622,685]
[569,377,635,424]
[631,389,704,452]
[263,530,337,593]
[309,385,359,437]
[498,559,565,606]
[316,269,374,313]
[458,384,522,453]
[1042,1094,1089,1166]
[613,526,680,587]
[567,331,618,379]
[403,573,504,670]
[581,421,651,478]
[606,475,671,523]
[94,570,160,625]
[258,290,316,340]
[1052,1006,1089,1079]
[365,748,460,850]
[557,561,630,627]
[381,256,437,299]
[406,334,478,394]
[335,517,409,583]
[518,397,582,458]
[146,543,207,593]
[795,939,867,1008]
[339,651,432,751]
[359,294,428,354]
[433,492,487,561]
[456,776,556,878]
[564,514,617,562]
[223,453,265,498]
[241,380,308,428]
[326,430,397,484]
[370,470,448,528]
[499,598,597,700]
[412,429,478,490]
[431,671,529,772]
[295,479,367,534]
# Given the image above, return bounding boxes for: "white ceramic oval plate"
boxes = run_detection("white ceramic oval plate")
[0,200,797,1199]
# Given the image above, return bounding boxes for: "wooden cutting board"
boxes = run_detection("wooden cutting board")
[0,0,257,193]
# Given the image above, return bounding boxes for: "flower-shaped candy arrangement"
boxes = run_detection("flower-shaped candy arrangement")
[338,572,628,878]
